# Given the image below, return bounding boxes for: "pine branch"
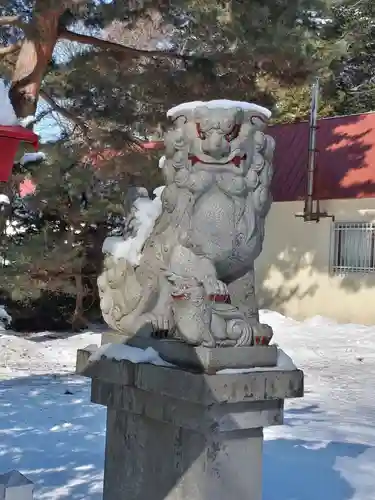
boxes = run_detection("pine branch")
[40,89,145,149]
[27,108,54,126]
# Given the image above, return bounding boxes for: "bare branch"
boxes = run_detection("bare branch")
[59,28,188,61]
[39,89,144,151]
[0,15,23,27]
[27,108,54,126]
[39,89,90,134]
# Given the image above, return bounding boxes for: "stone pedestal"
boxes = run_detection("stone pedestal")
[77,346,303,500]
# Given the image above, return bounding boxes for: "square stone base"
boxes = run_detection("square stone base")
[104,409,264,500]
[77,345,303,500]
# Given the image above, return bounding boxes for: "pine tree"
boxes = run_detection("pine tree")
[0,135,162,329]
[0,0,333,120]
[323,0,375,115]
[1,0,356,329]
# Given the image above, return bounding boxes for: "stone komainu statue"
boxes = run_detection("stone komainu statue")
[98,100,275,347]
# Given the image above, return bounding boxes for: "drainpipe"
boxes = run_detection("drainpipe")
[304,77,319,221]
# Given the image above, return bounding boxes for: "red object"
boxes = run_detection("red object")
[0,126,39,182]
[142,141,164,150]
[19,178,37,198]
[254,336,270,346]
[269,112,375,201]
[208,294,232,304]
[84,148,124,167]
[85,114,375,201]
[189,154,245,168]
[172,293,232,303]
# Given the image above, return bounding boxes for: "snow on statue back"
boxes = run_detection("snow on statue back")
[0,80,18,126]
[98,99,275,348]
[102,186,165,266]
[0,470,34,500]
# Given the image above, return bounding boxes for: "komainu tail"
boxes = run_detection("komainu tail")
[97,256,143,333]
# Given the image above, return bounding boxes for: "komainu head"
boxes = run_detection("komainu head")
[165,100,272,175]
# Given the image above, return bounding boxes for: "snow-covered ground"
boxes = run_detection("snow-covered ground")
[262,311,375,500]
[0,330,104,499]
[0,312,374,499]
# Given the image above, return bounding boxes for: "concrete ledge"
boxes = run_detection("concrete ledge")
[90,378,284,431]
[77,346,303,405]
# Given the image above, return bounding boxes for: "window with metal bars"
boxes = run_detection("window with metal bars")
[331,222,375,274]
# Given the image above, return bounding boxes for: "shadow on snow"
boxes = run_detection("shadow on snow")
[0,374,106,499]
[264,438,369,500]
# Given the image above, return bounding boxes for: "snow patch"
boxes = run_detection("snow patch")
[0,305,12,331]
[167,99,272,119]
[1,310,375,498]
[20,152,46,166]
[158,155,166,169]
[155,39,175,51]
[19,115,36,128]
[0,80,18,126]
[0,329,102,378]
[276,347,297,370]
[102,186,165,265]
[0,194,10,205]
[88,343,173,367]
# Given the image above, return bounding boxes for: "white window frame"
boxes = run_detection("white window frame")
[330,221,375,275]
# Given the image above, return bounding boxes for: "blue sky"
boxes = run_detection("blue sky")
[35,111,62,143]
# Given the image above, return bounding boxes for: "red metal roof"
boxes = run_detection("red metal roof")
[268,112,375,201]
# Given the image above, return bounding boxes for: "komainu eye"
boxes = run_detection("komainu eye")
[225,124,241,142]
[196,123,207,140]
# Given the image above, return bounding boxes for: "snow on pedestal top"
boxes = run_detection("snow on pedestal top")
[88,343,173,367]
[167,99,272,119]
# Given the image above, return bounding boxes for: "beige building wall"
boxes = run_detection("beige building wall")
[255,198,375,324]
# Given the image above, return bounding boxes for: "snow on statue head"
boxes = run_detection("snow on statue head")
[99,99,275,349]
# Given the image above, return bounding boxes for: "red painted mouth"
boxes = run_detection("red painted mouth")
[189,155,246,168]
[254,336,271,346]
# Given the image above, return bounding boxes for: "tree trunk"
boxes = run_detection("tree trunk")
[72,273,87,331]
[9,3,65,118]
[0,185,12,261]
